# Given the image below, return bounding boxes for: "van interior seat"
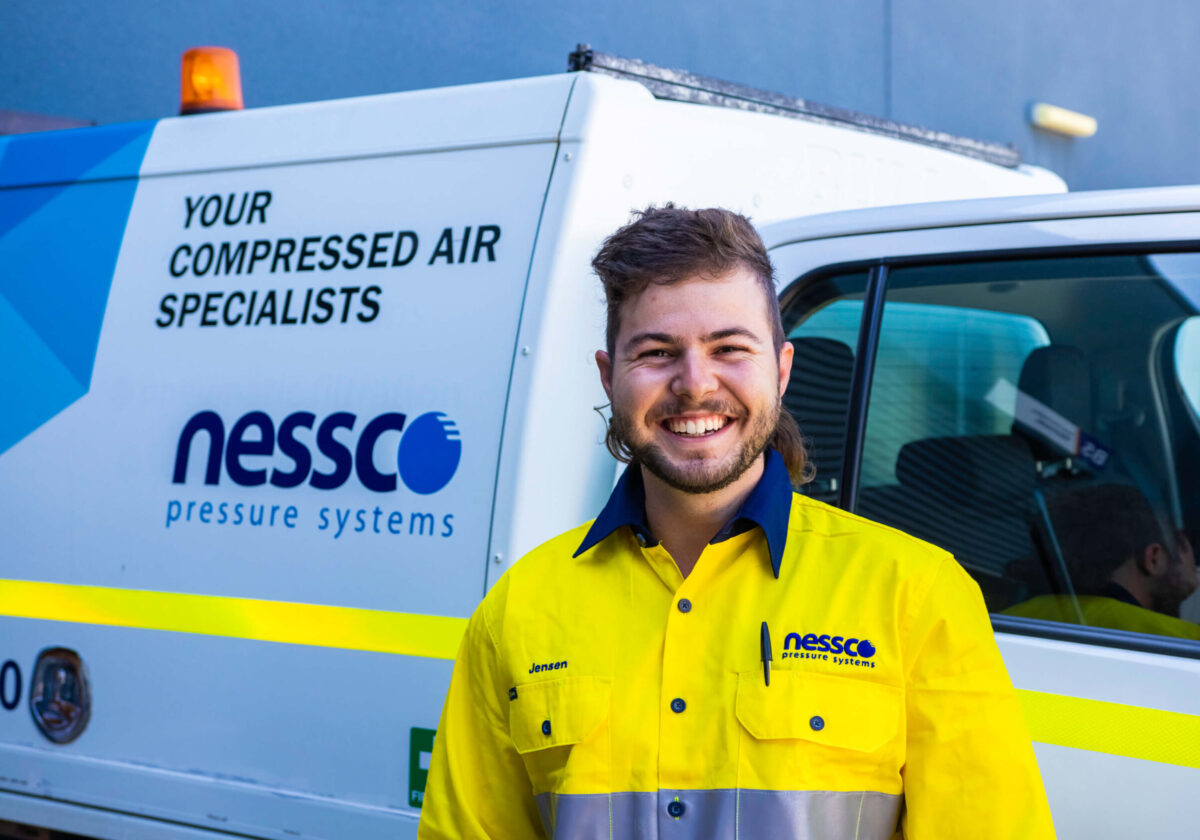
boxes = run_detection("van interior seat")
[1012,344,1092,465]
[783,337,854,502]
[857,434,1047,610]
[1013,343,1149,504]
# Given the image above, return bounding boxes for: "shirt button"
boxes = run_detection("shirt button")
[542,719,552,735]
[670,697,686,713]
[677,598,692,613]
[667,800,685,818]
[809,715,824,731]
[635,533,648,547]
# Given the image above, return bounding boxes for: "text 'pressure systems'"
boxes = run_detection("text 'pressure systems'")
[156,190,502,328]
[167,409,463,540]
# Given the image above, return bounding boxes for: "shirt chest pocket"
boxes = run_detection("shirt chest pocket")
[509,675,612,795]
[734,670,904,791]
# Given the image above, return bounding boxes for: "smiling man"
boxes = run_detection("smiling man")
[418,207,1055,839]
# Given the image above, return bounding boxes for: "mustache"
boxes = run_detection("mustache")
[648,400,744,423]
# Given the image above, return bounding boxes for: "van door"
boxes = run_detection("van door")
[768,202,1200,839]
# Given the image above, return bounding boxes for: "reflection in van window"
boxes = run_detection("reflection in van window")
[1003,483,1199,640]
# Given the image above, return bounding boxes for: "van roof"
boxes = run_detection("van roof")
[569,45,1021,169]
[0,74,580,189]
[760,184,1200,246]
[2,46,1037,191]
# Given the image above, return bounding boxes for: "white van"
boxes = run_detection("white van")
[8,48,1185,840]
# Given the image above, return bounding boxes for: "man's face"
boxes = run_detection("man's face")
[1151,531,1199,616]
[596,266,792,494]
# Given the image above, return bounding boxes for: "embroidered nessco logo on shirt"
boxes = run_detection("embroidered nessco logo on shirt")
[781,633,878,669]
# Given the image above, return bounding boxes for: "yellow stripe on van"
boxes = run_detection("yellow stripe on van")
[0,579,468,660]
[1018,689,1200,769]
[6,577,1199,766]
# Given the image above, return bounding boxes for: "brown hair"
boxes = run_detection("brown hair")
[1048,483,1169,590]
[592,205,810,486]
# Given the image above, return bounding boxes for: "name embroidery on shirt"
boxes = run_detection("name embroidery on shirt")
[528,660,568,674]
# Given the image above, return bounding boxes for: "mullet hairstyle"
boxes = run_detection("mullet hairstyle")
[591,205,811,487]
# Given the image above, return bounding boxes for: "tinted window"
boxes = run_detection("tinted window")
[782,253,1200,648]
[857,303,1048,488]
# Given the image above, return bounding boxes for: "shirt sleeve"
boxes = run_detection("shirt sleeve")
[899,555,1057,839]
[417,602,545,840]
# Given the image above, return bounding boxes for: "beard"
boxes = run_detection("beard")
[610,396,780,495]
[1149,555,1197,617]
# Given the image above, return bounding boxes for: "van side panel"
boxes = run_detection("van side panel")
[0,81,565,837]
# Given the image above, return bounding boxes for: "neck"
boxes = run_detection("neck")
[642,455,765,577]
[1109,565,1152,609]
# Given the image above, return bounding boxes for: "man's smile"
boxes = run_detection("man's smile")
[662,414,732,438]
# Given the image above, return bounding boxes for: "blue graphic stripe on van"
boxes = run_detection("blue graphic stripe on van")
[0,579,468,660]
[0,120,156,193]
[0,121,155,455]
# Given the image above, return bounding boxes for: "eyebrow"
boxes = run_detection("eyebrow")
[623,327,764,353]
[706,327,763,344]
[624,331,678,352]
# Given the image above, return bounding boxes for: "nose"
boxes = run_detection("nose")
[671,349,719,401]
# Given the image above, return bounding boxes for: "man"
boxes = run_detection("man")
[1006,483,1199,639]
[418,207,1054,839]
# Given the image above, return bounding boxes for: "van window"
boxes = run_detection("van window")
[782,253,1200,649]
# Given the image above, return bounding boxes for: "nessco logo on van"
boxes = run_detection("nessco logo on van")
[172,409,461,493]
[166,409,461,540]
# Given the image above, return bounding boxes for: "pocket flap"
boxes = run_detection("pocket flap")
[509,676,612,754]
[736,670,901,752]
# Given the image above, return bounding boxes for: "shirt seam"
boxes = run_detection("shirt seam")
[899,553,953,681]
[791,495,956,556]
[479,590,503,654]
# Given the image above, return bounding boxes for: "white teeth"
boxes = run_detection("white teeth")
[667,416,727,436]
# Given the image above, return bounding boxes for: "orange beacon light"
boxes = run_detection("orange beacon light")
[180,47,244,115]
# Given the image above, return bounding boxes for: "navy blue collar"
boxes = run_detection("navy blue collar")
[573,448,793,578]
[1099,581,1141,607]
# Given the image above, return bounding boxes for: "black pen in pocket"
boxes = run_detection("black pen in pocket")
[760,621,772,687]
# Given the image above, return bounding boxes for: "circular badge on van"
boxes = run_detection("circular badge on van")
[397,412,462,494]
[30,648,91,744]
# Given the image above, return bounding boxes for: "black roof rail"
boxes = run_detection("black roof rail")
[568,44,1020,169]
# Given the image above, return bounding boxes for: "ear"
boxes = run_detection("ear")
[1141,543,1169,577]
[777,340,794,399]
[596,350,614,401]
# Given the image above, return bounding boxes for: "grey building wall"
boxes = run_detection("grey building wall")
[2,0,1197,190]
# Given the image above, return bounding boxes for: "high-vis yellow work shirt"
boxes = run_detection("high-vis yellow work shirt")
[419,451,1055,839]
